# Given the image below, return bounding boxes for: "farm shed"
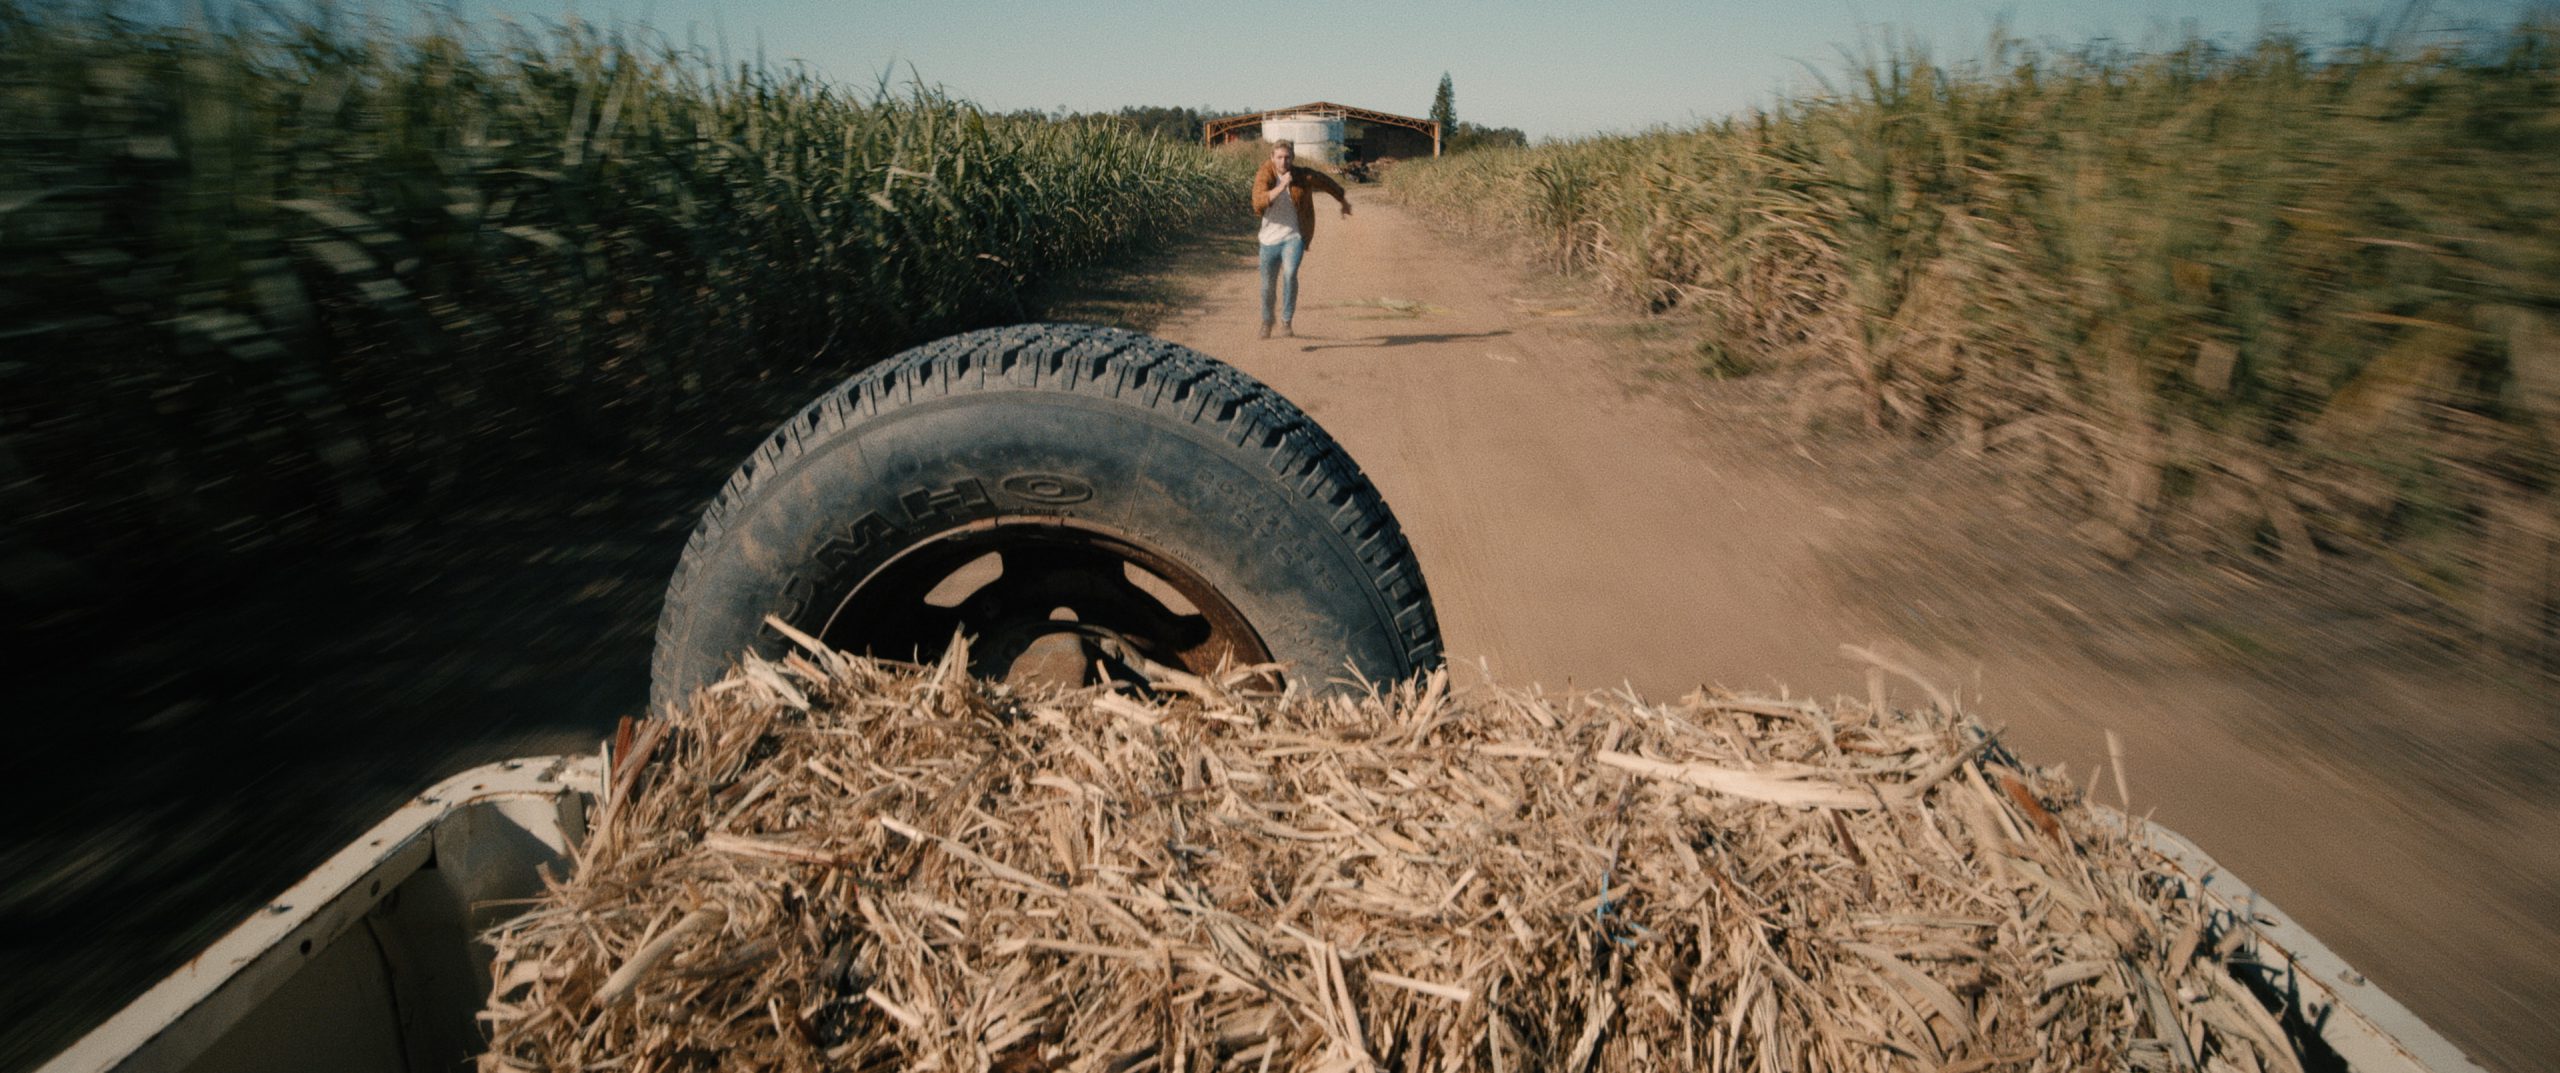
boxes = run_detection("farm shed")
[1204,102,1439,164]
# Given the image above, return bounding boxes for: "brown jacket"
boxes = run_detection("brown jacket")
[1250,161,1348,249]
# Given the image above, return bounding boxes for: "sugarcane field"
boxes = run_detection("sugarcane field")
[3,3,2556,1072]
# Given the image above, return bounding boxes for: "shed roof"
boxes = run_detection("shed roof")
[1203,102,1440,152]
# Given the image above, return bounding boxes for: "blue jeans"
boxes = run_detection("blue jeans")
[1258,237,1304,325]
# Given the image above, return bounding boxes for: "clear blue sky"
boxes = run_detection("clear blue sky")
[407,0,2552,138]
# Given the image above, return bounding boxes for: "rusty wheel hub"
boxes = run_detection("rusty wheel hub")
[816,521,1272,689]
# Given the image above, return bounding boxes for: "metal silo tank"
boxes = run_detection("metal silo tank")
[1262,113,1345,165]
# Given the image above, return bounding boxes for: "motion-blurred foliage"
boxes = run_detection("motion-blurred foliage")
[1395,23,2560,657]
[0,4,1241,606]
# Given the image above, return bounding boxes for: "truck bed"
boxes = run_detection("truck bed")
[33,753,2488,1073]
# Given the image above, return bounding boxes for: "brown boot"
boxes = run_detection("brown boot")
[1280,321,1294,338]
[1258,321,1272,339]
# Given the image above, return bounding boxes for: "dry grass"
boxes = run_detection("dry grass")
[1392,22,2560,658]
[481,631,2298,1072]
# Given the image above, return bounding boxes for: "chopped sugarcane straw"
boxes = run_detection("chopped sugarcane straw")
[480,634,2294,1072]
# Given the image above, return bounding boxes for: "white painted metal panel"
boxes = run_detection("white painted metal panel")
[1264,114,1346,164]
[2122,810,2492,1073]
[37,756,599,1073]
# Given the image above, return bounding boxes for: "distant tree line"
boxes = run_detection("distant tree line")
[1102,105,1244,143]
[996,105,1250,144]
[1447,122,1528,151]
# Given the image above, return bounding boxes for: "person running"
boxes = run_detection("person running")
[1250,139,1350,339]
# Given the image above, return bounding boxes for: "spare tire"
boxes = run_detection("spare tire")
[649,323,1443,708]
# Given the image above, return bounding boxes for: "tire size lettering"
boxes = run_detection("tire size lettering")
[999,472,1095,506]
[902,479,991,522]
[773,510,899,628]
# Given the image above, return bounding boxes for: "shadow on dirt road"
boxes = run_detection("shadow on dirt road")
[1297,329,1515,350]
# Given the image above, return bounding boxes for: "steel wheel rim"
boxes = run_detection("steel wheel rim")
[815,518,1274,688]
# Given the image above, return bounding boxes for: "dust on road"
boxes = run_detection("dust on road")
[1142,197,2560,1073]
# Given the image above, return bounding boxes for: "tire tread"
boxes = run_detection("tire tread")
[652,324,1441,705]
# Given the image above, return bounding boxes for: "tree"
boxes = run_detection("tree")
[1428,73,1456,150]
[1449,122,1528,152]
[1104,105,1240,143]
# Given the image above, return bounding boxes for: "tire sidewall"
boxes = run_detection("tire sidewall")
[654,389,1413,703]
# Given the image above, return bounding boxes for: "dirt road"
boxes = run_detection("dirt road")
[1139,198,2559,1073]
